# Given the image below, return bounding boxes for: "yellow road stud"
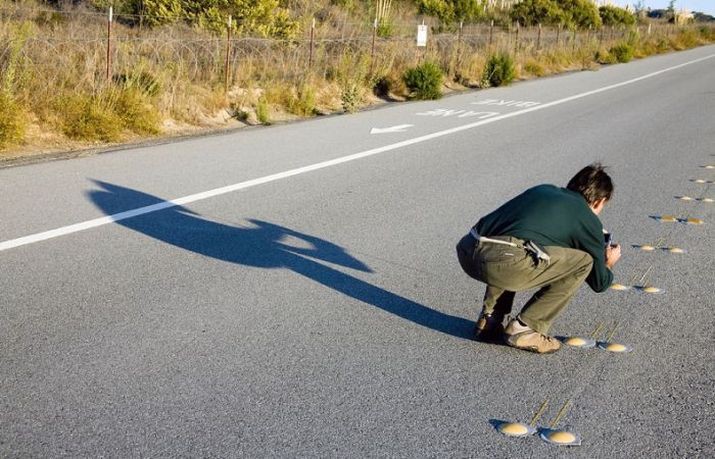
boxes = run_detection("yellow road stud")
[563,337,595,348]
[605,343,627,352]
[598,342,633,353]
[497,422,535,437]
[547,431,577,444]
[539,429,582,446]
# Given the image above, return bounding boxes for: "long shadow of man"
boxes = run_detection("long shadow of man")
[88,181,474,340]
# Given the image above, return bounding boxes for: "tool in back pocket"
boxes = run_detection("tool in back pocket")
[524,240,551,266]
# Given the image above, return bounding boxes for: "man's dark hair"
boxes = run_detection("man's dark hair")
[566,163,613,205]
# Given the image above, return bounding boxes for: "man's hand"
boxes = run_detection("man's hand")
[606,244,621,269]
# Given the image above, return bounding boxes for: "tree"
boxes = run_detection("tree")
[90,0,299,38]
[417,0,485,25]
[510,0,565,27]
[599,5,636,27]
[555,0,602,29]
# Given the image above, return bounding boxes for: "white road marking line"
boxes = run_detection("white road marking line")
[2,52,714,252]
[370,124,414,134]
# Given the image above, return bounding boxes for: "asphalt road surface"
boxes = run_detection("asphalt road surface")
[2,44,714,458]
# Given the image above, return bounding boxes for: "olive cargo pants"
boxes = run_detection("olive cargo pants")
[456,233,593,335]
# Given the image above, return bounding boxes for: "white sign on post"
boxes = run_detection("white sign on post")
[417,24,428,47]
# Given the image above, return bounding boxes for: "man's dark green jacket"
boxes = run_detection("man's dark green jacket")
[475,184,613,292]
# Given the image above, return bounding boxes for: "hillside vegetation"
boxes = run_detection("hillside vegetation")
[1,0,714,158]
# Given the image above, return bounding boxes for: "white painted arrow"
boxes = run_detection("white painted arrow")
[370,124,413,134]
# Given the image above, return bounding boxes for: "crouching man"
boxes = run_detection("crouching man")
[456,163,621,354]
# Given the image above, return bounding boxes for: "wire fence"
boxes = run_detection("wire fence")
[1,3,713,99]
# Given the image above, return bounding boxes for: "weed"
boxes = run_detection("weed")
[114,69,162,97]
[523,59,546,77]
[403,61,443,100]
[0,92,25,148]
[256,97,270,124]
[595,47,616,64]
[609,42,634,63]
[341,82,363,113]
[287,82,317,116]
[483,52,516,87]
[113,88,161,135]
[59,94,123,142]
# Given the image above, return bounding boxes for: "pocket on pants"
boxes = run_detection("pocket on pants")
[476,243,528,265]
[476,244,532,289]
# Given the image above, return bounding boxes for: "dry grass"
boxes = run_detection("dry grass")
[1,1,714,157]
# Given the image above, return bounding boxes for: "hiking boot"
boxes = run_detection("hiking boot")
[473,312,505,341]
[504,320,561,354]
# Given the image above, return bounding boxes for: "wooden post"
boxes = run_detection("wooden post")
[537,23,542,50]
[309,17,315,68]
[489,20,494,47]
[458,20,463,51]
[370,18,377,74]
[556,23,561,47]
[106,6,112,82]
[514,21,520,54]
[225,15,232,93]
[572,28,577,52]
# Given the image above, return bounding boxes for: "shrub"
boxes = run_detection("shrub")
[556,0,602,29]
[599,5,636,27]
[417,0,485,26]
[511,0,566,27]
[286,82,317,116]
[609,42,634,63]
[341,82,363,113]
[673,29,700,49]
[373,76,392,98]
[403,61,443,100]
[256,97,270,125]
[59,94,123,142]
[0,92,25,149]
[483,52,515,87]
[114,70,161,97]
[113,88,161,135]
[595,48,616,64]
[377,19,394,38]
[523,60,546,77]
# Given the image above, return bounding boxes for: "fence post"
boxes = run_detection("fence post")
[586,24,591,49]
[556,23,561,47]
[572,28,577,52]
[309,17,315,68]
[106,6,112,82]
[514,21,520,54]
[489,19,494,47]
[458,20,463,50]
[225,15,232,93]
[537,23,542,50]
[370,18,377,74]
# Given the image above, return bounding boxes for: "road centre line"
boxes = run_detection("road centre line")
[1,52,714,253]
